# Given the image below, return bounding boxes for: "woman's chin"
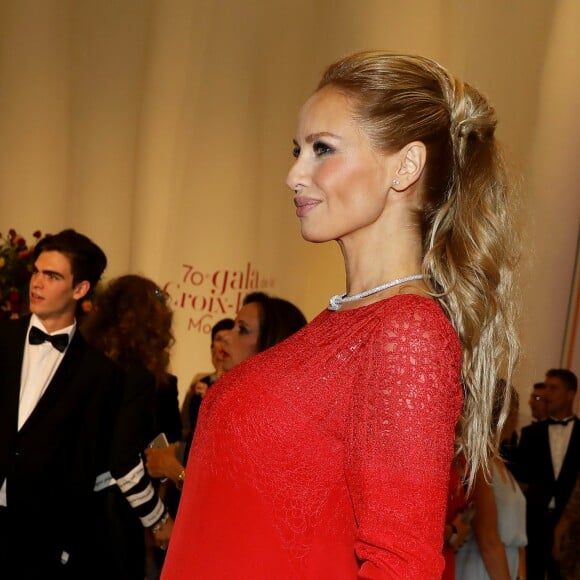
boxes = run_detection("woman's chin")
[300,225,328,244]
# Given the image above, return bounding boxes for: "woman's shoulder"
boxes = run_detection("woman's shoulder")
[307,294,458,347]
[367,294,457,337]
[381,291,447,313]
[367,295,463,378]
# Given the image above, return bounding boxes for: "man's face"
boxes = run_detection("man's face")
[529,388,548,421]
[544,375,575,418]
[29,250,88,330]
[211,329,230,370]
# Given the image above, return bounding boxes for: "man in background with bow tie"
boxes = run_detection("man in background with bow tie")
[0,228,123,578]
[515,368,579,580]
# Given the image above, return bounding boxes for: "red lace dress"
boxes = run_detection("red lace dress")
[162,295,463,579]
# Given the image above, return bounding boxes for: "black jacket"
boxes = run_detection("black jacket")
[0,315,123,577]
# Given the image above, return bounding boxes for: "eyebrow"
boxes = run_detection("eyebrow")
[306,132,340,143]
[293,132,341,146]
[36,268,66,280]
[236,318,258,332]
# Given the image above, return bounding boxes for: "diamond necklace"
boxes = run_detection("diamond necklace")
[328,273,424,311]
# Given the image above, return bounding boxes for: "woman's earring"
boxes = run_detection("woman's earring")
[392,178,400,186]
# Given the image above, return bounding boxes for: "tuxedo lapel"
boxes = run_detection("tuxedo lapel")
[557,418,580,483]
[538,422,556,483]
[18,331,88,432]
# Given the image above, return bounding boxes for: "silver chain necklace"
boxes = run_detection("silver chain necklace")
[328,273,424,311]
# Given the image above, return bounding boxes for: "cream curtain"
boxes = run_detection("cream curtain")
[1,0,578,416]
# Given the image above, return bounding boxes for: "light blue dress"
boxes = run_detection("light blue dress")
[455,462,527,579]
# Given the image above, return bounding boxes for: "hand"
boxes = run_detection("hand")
[193,381,209,398]
[188,372,209,394]
[448,509,472,552]
[145,444,185,485]
[144,445,177,479]
[152,513,174,550]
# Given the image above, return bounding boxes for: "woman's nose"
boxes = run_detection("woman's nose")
[286,157,306,194]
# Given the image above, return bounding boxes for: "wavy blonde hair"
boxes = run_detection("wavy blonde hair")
[319,51,520,487]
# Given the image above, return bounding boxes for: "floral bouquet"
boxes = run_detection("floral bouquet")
[0,229,46,320]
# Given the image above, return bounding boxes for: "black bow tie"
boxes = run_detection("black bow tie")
[547,416,575,427]
[28,326,69,352]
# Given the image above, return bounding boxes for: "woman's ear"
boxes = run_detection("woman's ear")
[391,141,426,190]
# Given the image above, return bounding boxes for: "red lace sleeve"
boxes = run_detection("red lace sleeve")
[347,300,462,578]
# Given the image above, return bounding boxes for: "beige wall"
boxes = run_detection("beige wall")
[1,0,578,421]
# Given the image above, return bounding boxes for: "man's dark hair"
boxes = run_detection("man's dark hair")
[211,318,234,342]
[532,382,545,391]
[34,228,107,289]
[243,291,307,352]
[546,368,578,392]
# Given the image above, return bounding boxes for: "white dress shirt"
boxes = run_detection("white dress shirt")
[548,416,575,507]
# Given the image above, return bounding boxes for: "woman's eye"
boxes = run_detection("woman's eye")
[292,145,300,158]
[313,141,333,156]
[234,322,249,336]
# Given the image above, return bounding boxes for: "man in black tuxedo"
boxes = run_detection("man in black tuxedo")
[506,382,548,477]
[0,229,123,578]
[516,368,579,580]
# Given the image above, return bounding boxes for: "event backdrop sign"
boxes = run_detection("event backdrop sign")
[162,261,275,336]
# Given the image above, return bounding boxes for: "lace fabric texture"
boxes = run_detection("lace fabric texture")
[162,294,463,579]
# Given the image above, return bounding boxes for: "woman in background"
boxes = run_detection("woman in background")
[180,317,234,448]
[145,292,307,490]
[221,291,308,371]
[163,51,519,578]
[455,384,527,579]
[82,274,181,579]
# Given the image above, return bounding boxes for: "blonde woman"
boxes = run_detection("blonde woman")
[163,51,519,578]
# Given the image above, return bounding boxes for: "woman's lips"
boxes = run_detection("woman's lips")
[294,196,321,217]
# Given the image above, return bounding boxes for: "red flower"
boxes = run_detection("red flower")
[8,290,21,304]
[0,229,45,320]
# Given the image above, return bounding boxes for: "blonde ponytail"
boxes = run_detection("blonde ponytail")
[319,51,521,488]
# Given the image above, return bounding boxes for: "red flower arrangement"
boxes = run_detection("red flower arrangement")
[0,229,46,320]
